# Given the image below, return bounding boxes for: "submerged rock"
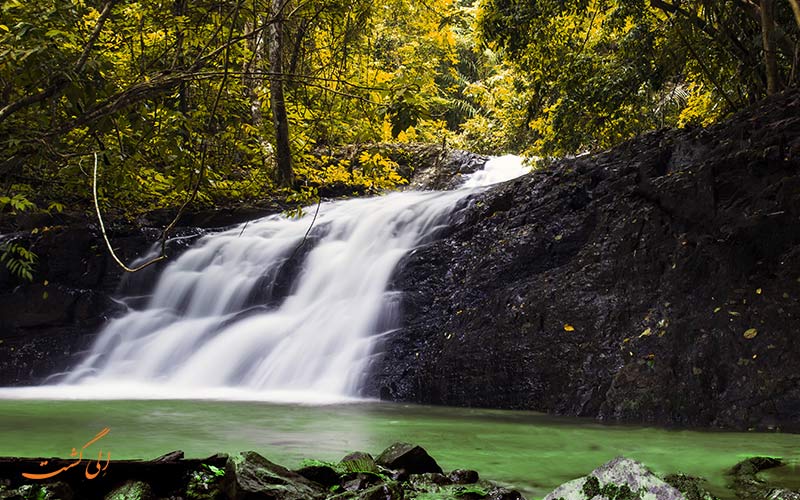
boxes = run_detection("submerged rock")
[543,457,684,500]
[728,456,800,500]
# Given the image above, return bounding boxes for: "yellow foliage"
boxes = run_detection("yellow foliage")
[295,151,408,194]
[678,82,724,128]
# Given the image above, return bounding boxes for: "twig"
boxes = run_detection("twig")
[92,152,166,272]
[288,196,322,262]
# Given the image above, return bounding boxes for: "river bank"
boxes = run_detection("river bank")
[0,441,797,500]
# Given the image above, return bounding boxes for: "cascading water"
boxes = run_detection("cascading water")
[9,155,528,401]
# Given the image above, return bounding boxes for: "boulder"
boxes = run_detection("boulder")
[663,474,719,500]
[339,452,378,473]
[103,480,155,500]
[487,487,525,500]
[294,464,339,487]
[728,456,800,500]
[543,457,684,500]
[329,480,405,500]
[449,469,480,484]
[224,451,326,500]
[376,442,442,475]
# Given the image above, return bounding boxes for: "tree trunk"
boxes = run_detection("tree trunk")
[268,0,293,188]
[760,0,780,95]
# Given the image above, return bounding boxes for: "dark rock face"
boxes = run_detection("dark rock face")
[368,89,800,430]
[0,218,207,386]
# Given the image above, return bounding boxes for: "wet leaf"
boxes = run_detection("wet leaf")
[563,324,575,332]
[743,328,757,339]
[728,311,740,316]
[713,307,721,313]
[639,327,652,337]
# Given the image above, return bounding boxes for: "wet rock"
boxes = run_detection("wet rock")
[342,473,382,492]
[370,89,800,430]
[768,490,800,500]
[104,480,155,500]
[388,469,409,482]
[0,483,73,500]
[294,464,339,487]
[729,456,788,499]
[341,452,375,463]
[487,487,525,500]
[543,457,684,500]
[358,481,405,500]
[224,451,325,500]
[663,473,719,500]
[339,452,378,474]
[409,472,452,488]
[153,450,184,463]
[329,480,405,500]
[376,442,442,475]
[449,469,480,484]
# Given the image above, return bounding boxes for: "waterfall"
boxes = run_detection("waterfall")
[37,156,528,401]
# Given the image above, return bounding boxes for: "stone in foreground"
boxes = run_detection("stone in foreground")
[376,442,443,475]
[225,451,326,500]
[543,457,685,500]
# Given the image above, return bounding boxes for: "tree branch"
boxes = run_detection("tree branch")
[0,0,117,125]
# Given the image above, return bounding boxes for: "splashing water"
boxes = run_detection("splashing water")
[7,155,529,402]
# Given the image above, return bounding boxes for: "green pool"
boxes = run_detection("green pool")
[0,399,797,499]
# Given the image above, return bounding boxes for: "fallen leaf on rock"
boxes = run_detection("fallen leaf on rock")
[743,328,758,339]
[639,327,652,337]
[563,324,575,332]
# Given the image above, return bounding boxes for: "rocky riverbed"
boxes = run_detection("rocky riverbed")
[0,443,797,500]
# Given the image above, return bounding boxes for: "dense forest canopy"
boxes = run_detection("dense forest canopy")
[0,0,798,232]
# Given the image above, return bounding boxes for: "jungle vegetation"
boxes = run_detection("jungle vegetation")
[0,0,798,277]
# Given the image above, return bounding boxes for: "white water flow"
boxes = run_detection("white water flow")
[6,155,528,402]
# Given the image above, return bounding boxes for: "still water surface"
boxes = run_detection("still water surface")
[0,399,797,499]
